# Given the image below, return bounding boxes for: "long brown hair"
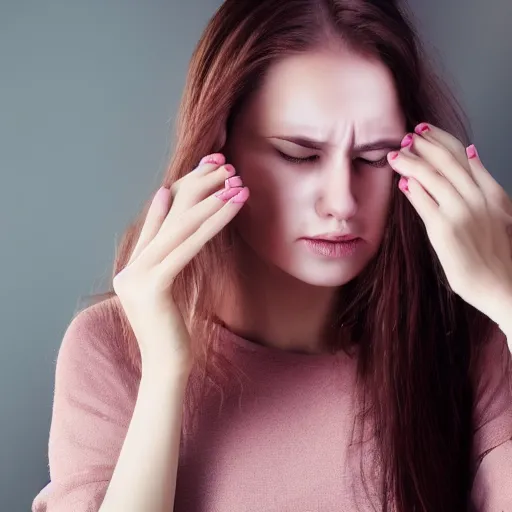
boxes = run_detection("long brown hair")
[83,0,495,509]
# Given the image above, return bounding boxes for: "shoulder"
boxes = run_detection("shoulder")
[61,298,120,356]
[471,323,512,468]
[471,323,511,399]
[57,296,139,386]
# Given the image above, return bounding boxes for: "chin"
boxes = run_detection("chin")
[284,264,364,288]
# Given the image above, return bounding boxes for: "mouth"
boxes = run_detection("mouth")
[300,237,363,258]
[305,235,360,242]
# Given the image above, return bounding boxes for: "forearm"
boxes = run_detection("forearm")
[99,363,190,512]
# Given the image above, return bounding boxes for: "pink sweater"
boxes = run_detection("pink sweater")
[32,300,512,511]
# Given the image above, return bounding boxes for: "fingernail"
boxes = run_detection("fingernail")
[225,176,243,188]
[414,123,430,135]
[388,151,399,161]
[199,153,225,166]
[398,177,409,192]
[466,144,479,159]
[230,187,250,204]
[215,186,243,201]
[400,134,413,148]
[223,164,236,175]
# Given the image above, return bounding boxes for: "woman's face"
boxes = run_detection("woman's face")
[225,48,407,287]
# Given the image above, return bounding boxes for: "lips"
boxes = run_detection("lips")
[307,235,359,242]
[302,237,362,258]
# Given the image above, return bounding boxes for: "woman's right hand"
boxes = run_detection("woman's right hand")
[112,153,249,375]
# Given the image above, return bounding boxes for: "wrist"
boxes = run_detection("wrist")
[141,352,193,382]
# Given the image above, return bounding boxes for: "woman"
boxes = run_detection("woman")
[32,0,512,510]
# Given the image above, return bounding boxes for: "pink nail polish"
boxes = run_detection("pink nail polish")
[225,176,243,188]
[388,151,399,160]
[398,177,409,192]
[414,123,430,135]
[230,187,250,204]
[223,164,236,175]
[199,153,225,166]
[400,134,413,148]
[466,144,479,159]
[215,186,243,201]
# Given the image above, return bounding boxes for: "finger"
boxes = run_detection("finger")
[128,186,171,265]
[466,145,512,216]
[399,140,423,161]
[140,186,247,268]
[388,150,463,211]
[165,164,237,223]
[407,132,482,207]
[187,164,238,203]
[169,153,226,202]
[413,123,474,178]
[399,176,440,229]
[399,143,436,198]
[156,188,250,282]
[399,144,440,203]
[192,153,227,177]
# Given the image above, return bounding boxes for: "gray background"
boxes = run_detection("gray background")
[1,0,510,510]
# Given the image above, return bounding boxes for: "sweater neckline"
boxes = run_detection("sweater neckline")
[215,321,348,362]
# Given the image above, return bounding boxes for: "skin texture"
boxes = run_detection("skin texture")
[218,47,407,354]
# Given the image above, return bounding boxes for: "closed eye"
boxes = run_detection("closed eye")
[277,151,389,168]
[359,156,389,168]
[278,151,319,164]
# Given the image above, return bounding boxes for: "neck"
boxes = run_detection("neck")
[216,239,339,355]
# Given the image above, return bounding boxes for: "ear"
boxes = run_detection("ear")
[214,125,227,153]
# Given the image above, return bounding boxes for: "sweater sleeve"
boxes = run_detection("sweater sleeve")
[32,305,138,512]
[470,326,512,510]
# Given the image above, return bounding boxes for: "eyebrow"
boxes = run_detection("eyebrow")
[270,136,403,152]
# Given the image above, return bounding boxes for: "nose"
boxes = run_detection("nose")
[315,158,358,221]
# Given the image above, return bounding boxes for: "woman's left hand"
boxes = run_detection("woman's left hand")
[387,122,512,329]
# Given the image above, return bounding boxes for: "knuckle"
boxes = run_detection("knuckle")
[450,208,471,230]
[442,150,458,168]
[170,175,194,198]
[175,176,198,199]
[451,139,466,155]
[473,192,487,210]
[430,144,454,167]
[113,271,131,298]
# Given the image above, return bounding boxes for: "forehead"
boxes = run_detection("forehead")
[242,49,405,141]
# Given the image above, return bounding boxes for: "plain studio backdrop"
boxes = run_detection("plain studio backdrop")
[1,0,511,510]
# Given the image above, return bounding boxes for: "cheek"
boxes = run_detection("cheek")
[233,160,304,251]
[363,171,394,232]
[236,151,298,215]
[372,175,393,207]
[233,158,282,236]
